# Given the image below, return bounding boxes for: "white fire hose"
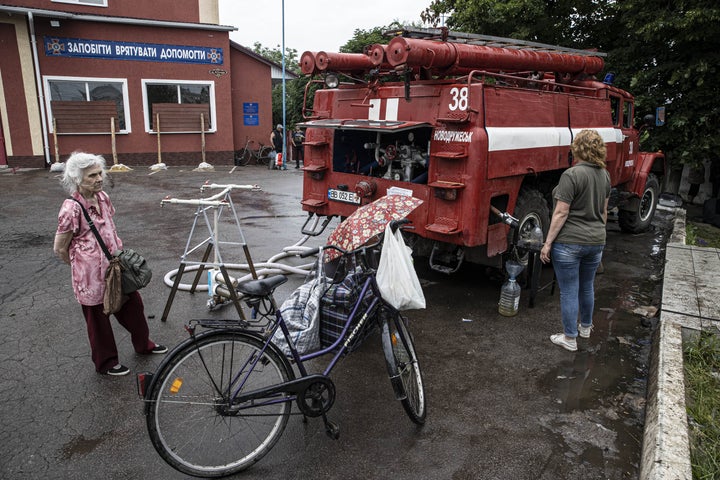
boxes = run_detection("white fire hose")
[162,214,324,291]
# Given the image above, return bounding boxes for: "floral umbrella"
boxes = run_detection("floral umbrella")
[325,194,423,261]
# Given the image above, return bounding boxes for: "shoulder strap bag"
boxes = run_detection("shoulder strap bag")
[71,198,152,299]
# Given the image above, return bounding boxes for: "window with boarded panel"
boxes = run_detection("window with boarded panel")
[151,104,211,132]
[52,101,119,134]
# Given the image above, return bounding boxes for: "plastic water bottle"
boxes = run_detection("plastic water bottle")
[498,261,524,317]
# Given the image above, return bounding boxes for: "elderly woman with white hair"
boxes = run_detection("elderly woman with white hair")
[53,152,166,376]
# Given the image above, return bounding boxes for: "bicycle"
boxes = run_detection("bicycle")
[234,138,273,166]
[138,220,426,477]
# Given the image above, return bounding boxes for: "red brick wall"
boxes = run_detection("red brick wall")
[12,0,201,24]
[0,23,34,159]
[36,20,235,164]
[230,47,274,152]
[0,4,275,167]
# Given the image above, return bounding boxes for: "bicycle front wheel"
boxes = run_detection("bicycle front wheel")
[382,313,427,425]
[145,331,293,477]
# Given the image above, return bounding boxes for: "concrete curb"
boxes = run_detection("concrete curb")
[640,206,720,479]
[640,316,693,479]
[640,206,692,480]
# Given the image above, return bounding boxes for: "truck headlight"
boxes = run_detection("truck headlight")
[324,73,340,88]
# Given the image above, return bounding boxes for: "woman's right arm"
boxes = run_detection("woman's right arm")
[53,232,73,264]
[540,200,570,264]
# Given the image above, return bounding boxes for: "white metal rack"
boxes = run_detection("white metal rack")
[159,183,262,322]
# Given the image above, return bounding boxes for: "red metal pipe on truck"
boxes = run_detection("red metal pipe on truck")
[383,36,605,75]
[315,51,377,72]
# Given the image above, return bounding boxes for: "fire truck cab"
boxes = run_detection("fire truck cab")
[298,28,665,273]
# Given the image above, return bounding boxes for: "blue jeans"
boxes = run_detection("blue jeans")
[551,243,604,338]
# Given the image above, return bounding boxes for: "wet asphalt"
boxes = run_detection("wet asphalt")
[0,164,672,479]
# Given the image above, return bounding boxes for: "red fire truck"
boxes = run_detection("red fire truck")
[298,27,665,275]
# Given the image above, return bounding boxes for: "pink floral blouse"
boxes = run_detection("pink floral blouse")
[57,191,123,306]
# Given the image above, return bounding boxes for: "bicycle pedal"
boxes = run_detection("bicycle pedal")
[324,420,340,440]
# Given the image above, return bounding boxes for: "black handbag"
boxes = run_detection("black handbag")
[72,199,152,294]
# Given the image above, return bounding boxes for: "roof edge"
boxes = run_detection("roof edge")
[0,5,236,32]
[230,40,298,78]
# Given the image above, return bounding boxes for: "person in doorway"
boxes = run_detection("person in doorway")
[53,152,166,376]
[709,156,720,199]
[686,162,706,205]
[540,129,611,352]
[292,126,305,169]
[270,124,285,170]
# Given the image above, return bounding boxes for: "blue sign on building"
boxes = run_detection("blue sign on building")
[243,102,259,115]
[44,36,223,65]
[243,115,259,126]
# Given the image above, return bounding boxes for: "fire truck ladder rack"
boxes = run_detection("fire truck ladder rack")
[159,183,263,322]
[384,26,606,58]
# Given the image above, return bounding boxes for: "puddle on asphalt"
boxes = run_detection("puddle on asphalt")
[61,432,113,459]
[536,208,674,476]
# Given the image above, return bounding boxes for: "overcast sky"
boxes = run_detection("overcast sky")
[218,0,432,55]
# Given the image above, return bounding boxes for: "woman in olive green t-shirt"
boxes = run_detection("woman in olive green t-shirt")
[540,129,611,352]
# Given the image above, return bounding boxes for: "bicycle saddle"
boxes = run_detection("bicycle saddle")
[236,275,288,297]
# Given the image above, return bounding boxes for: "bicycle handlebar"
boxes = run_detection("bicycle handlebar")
[390,218,411,233]
[299,244,348,259]
[300,247,321,258]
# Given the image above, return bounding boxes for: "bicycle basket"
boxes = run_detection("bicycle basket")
[319,268,375,351]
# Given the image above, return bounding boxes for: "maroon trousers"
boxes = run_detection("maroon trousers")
[81,291,155,373]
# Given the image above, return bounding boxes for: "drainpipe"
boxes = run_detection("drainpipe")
[27,12,51,166]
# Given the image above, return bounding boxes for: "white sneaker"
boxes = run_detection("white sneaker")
[550,333,577,352]
[578,324,593,338]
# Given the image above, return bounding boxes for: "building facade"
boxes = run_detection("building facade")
[0,0,286,168]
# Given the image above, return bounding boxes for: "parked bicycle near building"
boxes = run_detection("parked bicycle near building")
[234,137,274,166]
[138,219,426,477]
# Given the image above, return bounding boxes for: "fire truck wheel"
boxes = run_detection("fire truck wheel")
[510,188,550,270]
[618,174,660,234]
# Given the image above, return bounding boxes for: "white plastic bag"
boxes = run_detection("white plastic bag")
[376,223,426,310]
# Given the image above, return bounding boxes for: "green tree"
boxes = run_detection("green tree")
[252,42,299,74]
[270,75,316,130]
[420,0,620,49]
[340,23,405,53]
[251,42,308,128]
[421,0,720,169]
[617,0,720,167]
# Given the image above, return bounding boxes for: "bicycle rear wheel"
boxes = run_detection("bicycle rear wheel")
[145,331,293,477]
[234,148,252,166]
[382,313,426,425]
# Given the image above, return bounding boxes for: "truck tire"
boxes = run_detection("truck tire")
[619,173,659,233]
[510,188,550,268]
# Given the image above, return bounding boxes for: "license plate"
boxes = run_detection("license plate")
[328,189,360,205]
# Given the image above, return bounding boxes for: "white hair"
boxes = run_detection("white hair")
[60,152,107,195]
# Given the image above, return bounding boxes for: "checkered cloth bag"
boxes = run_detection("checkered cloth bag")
[271,278,323,356]
[319,270,374,350]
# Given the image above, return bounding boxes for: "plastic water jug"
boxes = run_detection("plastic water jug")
[498,260,523,317]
